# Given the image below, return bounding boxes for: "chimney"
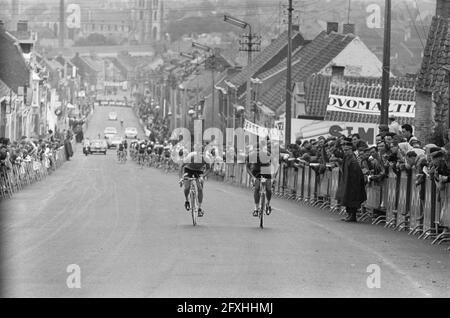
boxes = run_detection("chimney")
[326,22,339,34]
[436,0,450,19]
[331,65,345,88]
[0,20,4,30]
[17,20,28,32]
[343,23,355,35]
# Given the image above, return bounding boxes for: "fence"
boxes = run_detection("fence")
[216,161,450,249]
[0,145,70,200]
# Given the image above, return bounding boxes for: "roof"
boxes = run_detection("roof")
[80,56,104,73]
[416,16,450,94]
[298,73,416,125]
[259,31,356,112]
[44,58,64,71]
[228,31,305,88]
[0,30,30,93]
[0,78,10,98]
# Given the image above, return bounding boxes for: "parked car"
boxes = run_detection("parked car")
[104,127,117,140]
[109,136,123,149]
[89,139,107,155]
[108,112,117,121]
[124,127,138,139]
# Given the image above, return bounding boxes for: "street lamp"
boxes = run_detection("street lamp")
[224,15,249,31]
[192,41,213,53]
[180,52,195,60]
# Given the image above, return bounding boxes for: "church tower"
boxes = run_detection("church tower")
[148,0,163,42]
[131,0,163,44]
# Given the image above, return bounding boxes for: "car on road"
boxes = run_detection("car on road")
[124,127,138,139]
[89,139,107,155]
[108,136,123,149]
[108,112,117,121]
[104,127,118,140]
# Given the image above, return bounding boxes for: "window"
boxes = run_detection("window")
[154,0,158,7]
[115,25,118,31]
[108,25,111,31]
[121,25,125,31]
[154,11,157,20]
[140,11,144,20]
[92,24,95,30]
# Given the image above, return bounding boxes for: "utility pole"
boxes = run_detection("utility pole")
[380,0,391,126]
[285,0,293,147]
[59,0,65,49]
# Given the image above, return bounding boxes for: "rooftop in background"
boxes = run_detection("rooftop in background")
[41,45,156,59]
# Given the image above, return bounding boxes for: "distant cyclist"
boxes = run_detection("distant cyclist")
[179,144,213,217]
[120,119,124,127]
[245,138,279,217]
[138,140,146,166]
[117,141,126,161]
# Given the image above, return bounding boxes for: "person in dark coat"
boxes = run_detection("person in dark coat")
[336,138,367,222]
[64,134,74,161]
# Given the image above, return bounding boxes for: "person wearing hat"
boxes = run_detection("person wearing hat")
[378,124,390,139]
[388,115,401,135]
[335,137,367,222]
[428,147,450,192]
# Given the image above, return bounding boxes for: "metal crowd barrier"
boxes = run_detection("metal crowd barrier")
[221,161,450,249]
[0,146,68,200]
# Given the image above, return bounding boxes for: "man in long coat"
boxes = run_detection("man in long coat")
[336,138,367,222]
[64,134,74,161]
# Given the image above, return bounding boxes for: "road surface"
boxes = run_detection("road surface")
[1,106,449,298]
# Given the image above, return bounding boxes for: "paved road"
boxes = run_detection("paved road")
[1,106,450,298]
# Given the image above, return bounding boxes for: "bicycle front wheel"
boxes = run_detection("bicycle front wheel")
[259,191,265,229]
[190,190,197,226]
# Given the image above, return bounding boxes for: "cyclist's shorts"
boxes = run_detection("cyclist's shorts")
[184,167,203,179]
[254,173,272,180]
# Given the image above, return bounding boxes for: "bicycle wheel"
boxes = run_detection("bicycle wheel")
[259,190,265,229]
[190,186,197,226]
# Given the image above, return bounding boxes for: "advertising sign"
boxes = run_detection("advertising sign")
[327,94,415,118]
[276,118,382,145]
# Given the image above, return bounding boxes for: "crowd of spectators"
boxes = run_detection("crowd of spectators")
[136,99,171,143]
[279,122,450,193]
[0,129,74,173]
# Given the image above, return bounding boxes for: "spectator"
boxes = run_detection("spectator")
[401,124,414,143]
[388,115,401,135]
[336,138,367,222]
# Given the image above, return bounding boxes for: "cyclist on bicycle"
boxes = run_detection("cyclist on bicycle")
[120,119,124,127]
[179,143,213,217]
[138,140,146,164]
[245,138,278,217]
[117,141,125,161]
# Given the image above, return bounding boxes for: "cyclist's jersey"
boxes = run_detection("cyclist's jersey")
[123,141,128,149]
[138,143,146,154]
[146,144,153,154]
[118,144,124,151]
[183,151,212,172]
[154,144,163,156]
[163,145,171,158]
[246,149,275,178]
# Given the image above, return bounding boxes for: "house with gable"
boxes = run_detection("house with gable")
[415,0,450,144]
[253,22,386,126]
[215,28,308,129]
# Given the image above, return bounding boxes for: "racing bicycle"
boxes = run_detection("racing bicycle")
[181,176,202,226]
[256,176,271,229]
